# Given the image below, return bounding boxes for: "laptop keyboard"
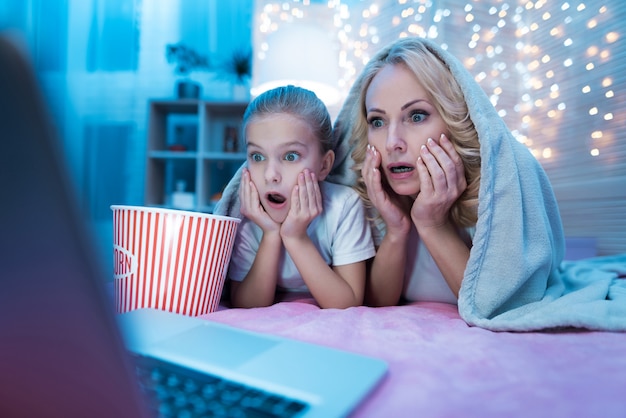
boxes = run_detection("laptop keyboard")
[132,355,309,417]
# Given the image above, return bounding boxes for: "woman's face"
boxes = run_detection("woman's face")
[365,63,449,198]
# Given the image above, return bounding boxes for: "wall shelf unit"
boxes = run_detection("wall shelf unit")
[145,99,247,213]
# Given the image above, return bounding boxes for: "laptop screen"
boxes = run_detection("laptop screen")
[0,34,149,418]
[0,33,387,418]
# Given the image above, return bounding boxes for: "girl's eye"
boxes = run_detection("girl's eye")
[284,152,300,162]
[410,111,428,123]
[250,152,265,162]
[368,117,384,129]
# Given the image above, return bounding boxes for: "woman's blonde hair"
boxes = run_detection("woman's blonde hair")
[347,37,481,228]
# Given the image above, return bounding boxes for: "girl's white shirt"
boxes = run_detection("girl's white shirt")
[228,181,376,292]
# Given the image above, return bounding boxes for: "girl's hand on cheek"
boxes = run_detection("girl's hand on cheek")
[281,169,322,240]
[412,134,467,229]
[362,145,410,236]
[239,168,280,233]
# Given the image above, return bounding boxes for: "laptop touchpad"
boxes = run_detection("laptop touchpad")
[149,322,280,370]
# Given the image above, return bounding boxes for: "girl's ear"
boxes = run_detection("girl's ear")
[318,150,335,181]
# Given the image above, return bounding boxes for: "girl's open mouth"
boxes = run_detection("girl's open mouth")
[267,193,286,205]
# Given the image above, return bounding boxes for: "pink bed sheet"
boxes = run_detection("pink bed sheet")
[200,295,626,417]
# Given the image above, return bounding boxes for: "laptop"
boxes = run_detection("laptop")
[0,33,387,418]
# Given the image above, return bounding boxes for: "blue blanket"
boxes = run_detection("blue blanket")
[215,38,626,331]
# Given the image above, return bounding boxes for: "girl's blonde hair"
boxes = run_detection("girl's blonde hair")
[348,37,481,228]
[243,85,333,153]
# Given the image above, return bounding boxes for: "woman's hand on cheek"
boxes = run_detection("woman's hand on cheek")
[412,134,467,229]
[239,168,280,233]
[281,169,322,240]
[363,145,410,236]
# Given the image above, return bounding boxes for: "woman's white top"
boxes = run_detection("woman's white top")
[402,227,472,305]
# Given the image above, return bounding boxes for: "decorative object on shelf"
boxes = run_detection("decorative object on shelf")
[171,180,195,210]
[223,126,239,153]
[166,43,211,99]
[220,48,252,101]
[167,117,198,152]
[167,144,187,152]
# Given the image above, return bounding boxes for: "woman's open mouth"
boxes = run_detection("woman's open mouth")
[387,163,415,179]
[389,166,414,174]
[385,161,415,181]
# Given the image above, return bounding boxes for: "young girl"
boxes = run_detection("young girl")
[227,85,375,309]
[343,37,481,307]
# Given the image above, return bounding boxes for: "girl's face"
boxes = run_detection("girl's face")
[365,63,449,198]
[245,113,333,223]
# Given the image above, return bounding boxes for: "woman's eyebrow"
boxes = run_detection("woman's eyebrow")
[367,99,429,114]
[401,99,429,111]
[366,106,385,115]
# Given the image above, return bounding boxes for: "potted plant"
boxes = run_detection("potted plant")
[221,49,252,100]
[166,43,211,99]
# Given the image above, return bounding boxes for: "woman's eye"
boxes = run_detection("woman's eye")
[368,117,384,128]
[284,152,300,162]
[250,153,265,162]
[410,111,427,123]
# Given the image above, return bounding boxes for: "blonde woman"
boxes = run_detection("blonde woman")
[344,37,481,307]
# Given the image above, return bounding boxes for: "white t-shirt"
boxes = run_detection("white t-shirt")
[228,181,376,291]
[402,227,473,305]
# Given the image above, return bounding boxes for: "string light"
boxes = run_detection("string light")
[253,1,621,160]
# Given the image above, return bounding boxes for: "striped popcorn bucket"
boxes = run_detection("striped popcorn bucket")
[111,205,240,316]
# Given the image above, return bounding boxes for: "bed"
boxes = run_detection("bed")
[200,293,626,417]
[199,37,626,416]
